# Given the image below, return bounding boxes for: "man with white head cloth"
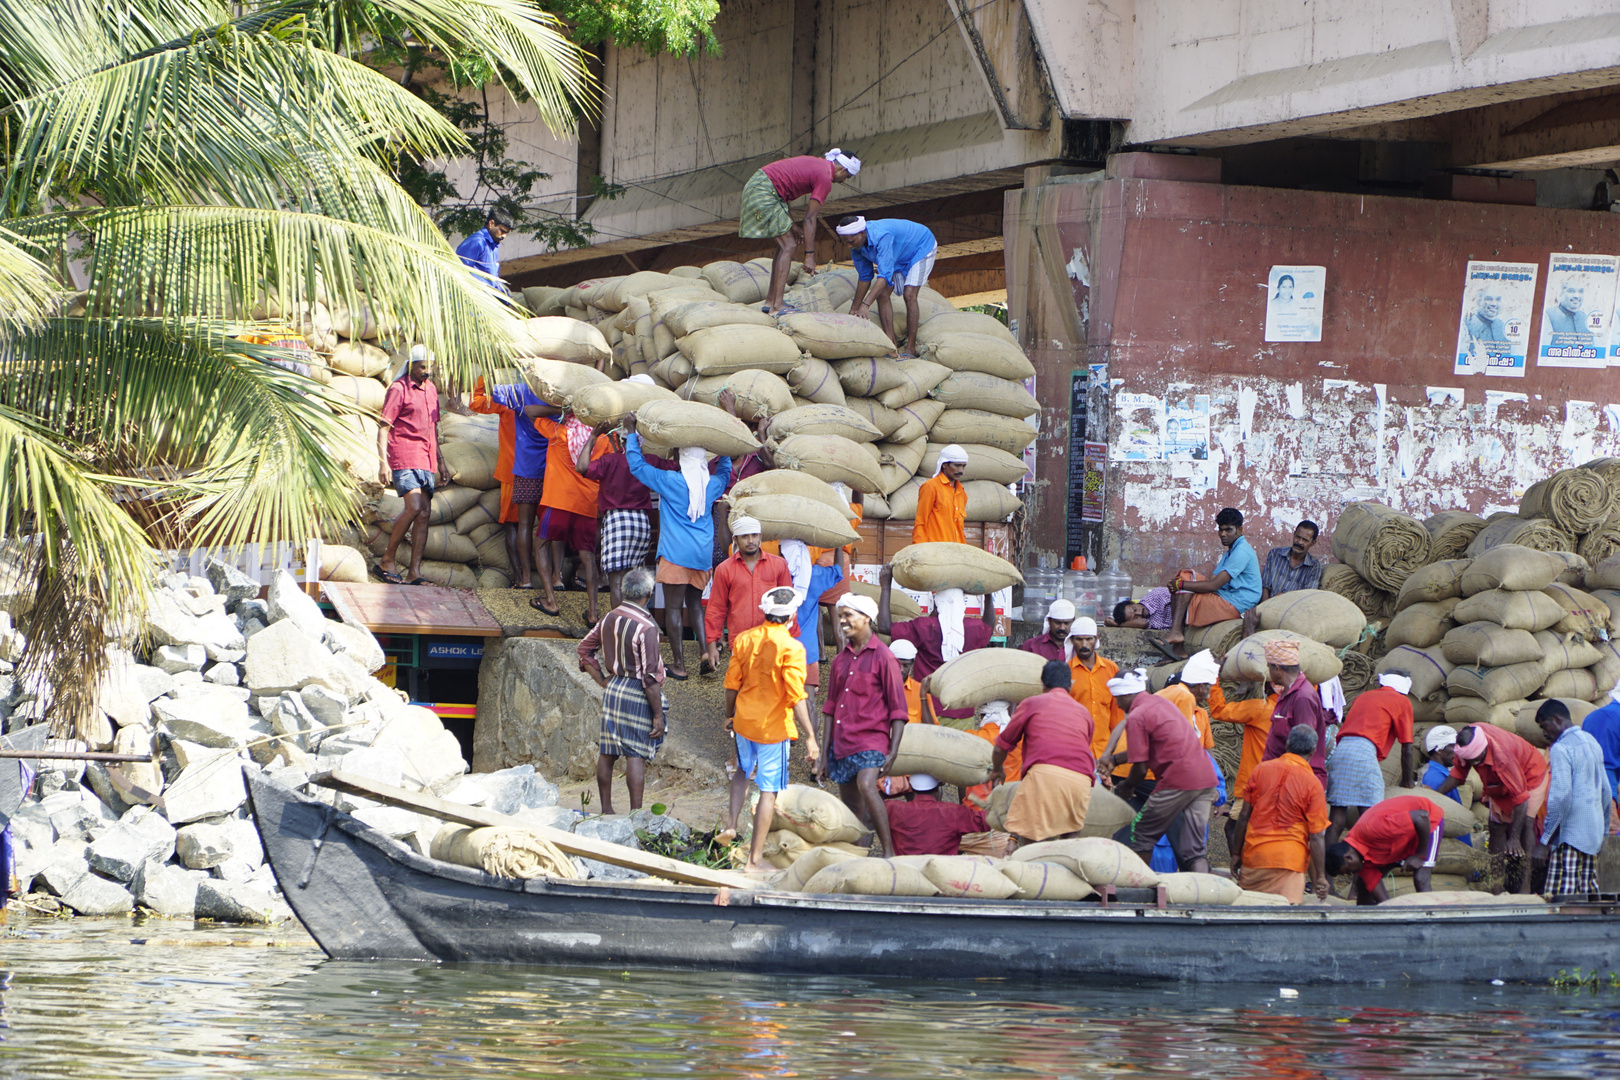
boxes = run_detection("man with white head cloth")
[738,149,860,315]
[835,215,939,358]
[876,563,995,725]
[912,444,968,545]
[578,377,656,610]
[705,514,793,677]
[1019,599,1075,662]
[1324,669,1416,844]
[818,592,909,856]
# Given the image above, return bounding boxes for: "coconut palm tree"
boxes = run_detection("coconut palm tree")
[0,0,595,736]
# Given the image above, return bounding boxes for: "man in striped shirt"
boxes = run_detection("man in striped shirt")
[577,567,667,815]
[1245,520,1323,635]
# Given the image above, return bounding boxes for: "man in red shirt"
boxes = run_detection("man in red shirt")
[992,661,1096,845]
[1018,600,1075,662]
[376,349,440,586]
[1261,638,1328,786]
[1324,794,1443,904]
[885,773,988,856]
[816,593,909,857]
[1432,723,1550,894]
[1099,668,1219,872]
[705,517,794,676]
[1326,670,1416,843]
[738,149,860,314]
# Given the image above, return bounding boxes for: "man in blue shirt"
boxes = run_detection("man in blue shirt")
[1582,695,1620,802]
[1164,507,1261,654]
[1535,700,1613,896]
[455,212,512,290]
[835,215,938,358]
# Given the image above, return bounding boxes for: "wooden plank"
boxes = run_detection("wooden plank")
[308,770,758,890]
[320,582,503,637]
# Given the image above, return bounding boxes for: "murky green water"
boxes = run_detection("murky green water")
[3,917,1620,1078]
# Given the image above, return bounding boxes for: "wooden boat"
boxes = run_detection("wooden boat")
[248,769,1620,985]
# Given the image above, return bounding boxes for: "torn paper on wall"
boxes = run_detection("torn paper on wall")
[1112,392,1165,461]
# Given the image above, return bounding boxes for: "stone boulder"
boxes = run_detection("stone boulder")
[108,724,164,806]
[194,879,291,924]
[474,765,560,816]
[205,558,260,609]
[152,690,254,749]
[146,590,245,653]
[175,821,236,869]
[266,570,328,640]
[87,808,177,882]
[160,757,248,823]
[98,661,174,728]
[323,621,386,674]
[58,870,135,916]
[572,814,642,881]
[243,619,342,696]
[204,662,240,686]
[137,859,208,917]
[154,644,206,674]
[297,685,346,738]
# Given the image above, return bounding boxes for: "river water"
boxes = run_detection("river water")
[4,916,1619,1078]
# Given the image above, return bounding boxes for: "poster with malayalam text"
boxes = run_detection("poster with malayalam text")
[1263,265,1325,342]
[1539,254,1617,369]
[1454,260,1537,378]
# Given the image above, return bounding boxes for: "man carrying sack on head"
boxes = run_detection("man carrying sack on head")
[877,564,995,726]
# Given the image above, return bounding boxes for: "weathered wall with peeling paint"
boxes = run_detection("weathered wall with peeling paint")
[1006,165,1620,585]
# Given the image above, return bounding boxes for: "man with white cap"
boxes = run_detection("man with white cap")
[1433,722,1549,893]
[912,445,968,545]
[890,638,925,726]
[992,661,1097,845]
[877,563,995,725]
[1099,668,1220,872]
[722,585,817,871]
[706,514,794,676]
[1325,669,1416,844]
[1019,599,1075,662]
[836,215,939,358]
[883,772,989,856]
[739,149,860,315]
[1261,638,1328,788]
[819,592,909,856]
[1066,618,1125,760]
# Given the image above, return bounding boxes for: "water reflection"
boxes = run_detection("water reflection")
[1,917,1618,1078]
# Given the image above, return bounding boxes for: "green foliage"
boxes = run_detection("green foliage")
[1551,968,1620,990]
[636,827,734,870]
[551,0,720,56]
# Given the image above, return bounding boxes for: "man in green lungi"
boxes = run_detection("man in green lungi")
[739,148,861,314]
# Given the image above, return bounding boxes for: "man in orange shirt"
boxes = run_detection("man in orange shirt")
[912,445,968,545]
[1066,619,1124,758]
[891,639,924,725]
[705,518,795,677]
[1432,722,1550,893]
[469,375,520,578]
[1230,725,1331,903]
[1155,648,1219,752]
[1210,679,1277,854]
[533,413,610,622]
[722,586,818,871]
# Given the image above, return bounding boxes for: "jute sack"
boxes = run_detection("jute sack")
[929,372,1039,419]
[1459,544,1565,594]
[982,782,1018,831]
[377,485,481,526]
[780,311,896,360]
[455,488,503,535]
[768,404,884,444]
[890,542,1023,594]
[1446,660,1546,704]
[634,399,761,457]
[1515,698,1597,749]
[1385,785,1474,838]
[772,433,884,493]
[841,397,906,440]
[700,260,772,305]
[930,409,1037,455]
[325,374,385,412]
[317,544,368,583]
[1424,511,1487,562]
[1541,583,1612,640]
[1396,559,1471,610]
[1381,890,1544,908]
[785,354,848,406]
[677,324,802,376]
[780,847,865,892]
[1593,589,1620,633]
[649,353,695,390]
[878,436,928,476]
[801,859,939,897]
[330,340,389,378]
[921,443,1028,485]
[762,832,868,870]
[847,580,922,622]
[928,650,1047,713]
[658,298,774,338]
[965,481,1022,522]
[922,856,1021,899]
[1550,550,1591,585]
[609,271,698,310]
[1465,514,1573,557]
[917,310,1018,346]
[468,521,502,546]
[439,412,500,447]
[772,784,867,844]
[1223,631,1343,685]
[887,399,942,444]
[1184,619,1244,659]
[1521,467,1617,535]
[920,333,1036,381]
[513,356,611,406]
[1440,622,1542,667]
[1588,553,1620,590]
[682,371,794,422]
[1534,628,1604,674]
[414,559,479,589]
[832,356,911,397]
[1319,563,1393,620]
[1591,639,1620,694]
[884,473,921,508]
[1253,590,1367,649]
[521,285,567,317]
[441,442,499,490]
[511,317,611,365]
[1378,645,1454,701]
[1013,838,1159,888]
[1160,872,1243,906]
[998,859,1095,901]
[475,531,511,572]
[430,826,578,880]
[570,380,679,427]
[1232,890,1293,906]
[1452,588,1565,632]
[1385,599,1460,649]
[729,495,859,548]
[1331,502,1432,592]
[1432,837,1492,878]
[863,492,891,520]
[1444,695,1525,730]
[421,526,477,564]
[730,469,851,517]
[1540,667,1598,702]
[873,360,952,409]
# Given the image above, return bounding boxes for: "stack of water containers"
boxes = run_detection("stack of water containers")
[1022,558,1132,625]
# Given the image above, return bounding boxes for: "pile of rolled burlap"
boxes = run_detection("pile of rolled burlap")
[1332,502,1432,592]
[1520,468,1617,536]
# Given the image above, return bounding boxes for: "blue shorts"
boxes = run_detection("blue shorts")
[735,734,791,793]
[827,749,888,785]
[392,468,436,497]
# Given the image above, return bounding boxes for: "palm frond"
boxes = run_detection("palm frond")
[0,226,59,327]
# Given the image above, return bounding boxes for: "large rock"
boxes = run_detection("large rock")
[194,879,291,924]
[268,691,325,751]
[137,859,208,917]
[323,622,386,674]
[81,763,134,818]
[87,808,176,882]
[297,685,346,737]
[266,570,328,640]
[59,871,136,915]
[98,661,173,728]
[154,643,206,674]
[373,705,468,794]
[146,590,246,653]
[243,619,342,696]
[510,805,584,832]
[36,841,92,895]
[108,724,164,806]
[475,765,560,816]
[572,814,642,881]
[204,662,241,686]
[170,681,251,704]
[629,807,691,844]
[160,757,248,823]
[205,558,260,609]
[152,691,254,749]
[42,789,118,840]
[175,821,235,868]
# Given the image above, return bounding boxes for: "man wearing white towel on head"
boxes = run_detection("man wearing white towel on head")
[1324,669,1416,845]
[835,215,939,358]
[1019,599,1076,663]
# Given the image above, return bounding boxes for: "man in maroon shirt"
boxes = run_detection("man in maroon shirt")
[579,421,652,610]
[816,593,909,857]
[1018,599,1075,662]
[1099,668,1219,872]
[1260,638,1328,786]
[738,149,860,314]
[376,349,440,585]
[705,518,794,676]
[992,661,1096,844]
[877,564,995,725]
[885,773,988,856]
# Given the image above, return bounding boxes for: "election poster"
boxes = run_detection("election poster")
[1454,261,1537,377]
[1263,265,1326,342]
[1539,254,1617,369]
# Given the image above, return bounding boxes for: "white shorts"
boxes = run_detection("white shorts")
[898,247,937,290]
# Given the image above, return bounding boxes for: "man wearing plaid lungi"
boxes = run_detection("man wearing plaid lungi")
[1534,700,1612,897]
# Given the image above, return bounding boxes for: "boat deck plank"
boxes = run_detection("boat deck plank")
[321,582,503,638]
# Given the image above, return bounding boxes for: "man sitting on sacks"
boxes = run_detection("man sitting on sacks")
[1162,507,1262,656]
[884,773,990,856]
[1230,725,1331,904]
[1325,670,1416,845]
[816,593,910,857]
[1018,599,1075,662]
[1324,794,1444,904]
[989,661,1097,847]
[877,562,995,727]
[1098,668,1220,873]
[1431,722,1550,895]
